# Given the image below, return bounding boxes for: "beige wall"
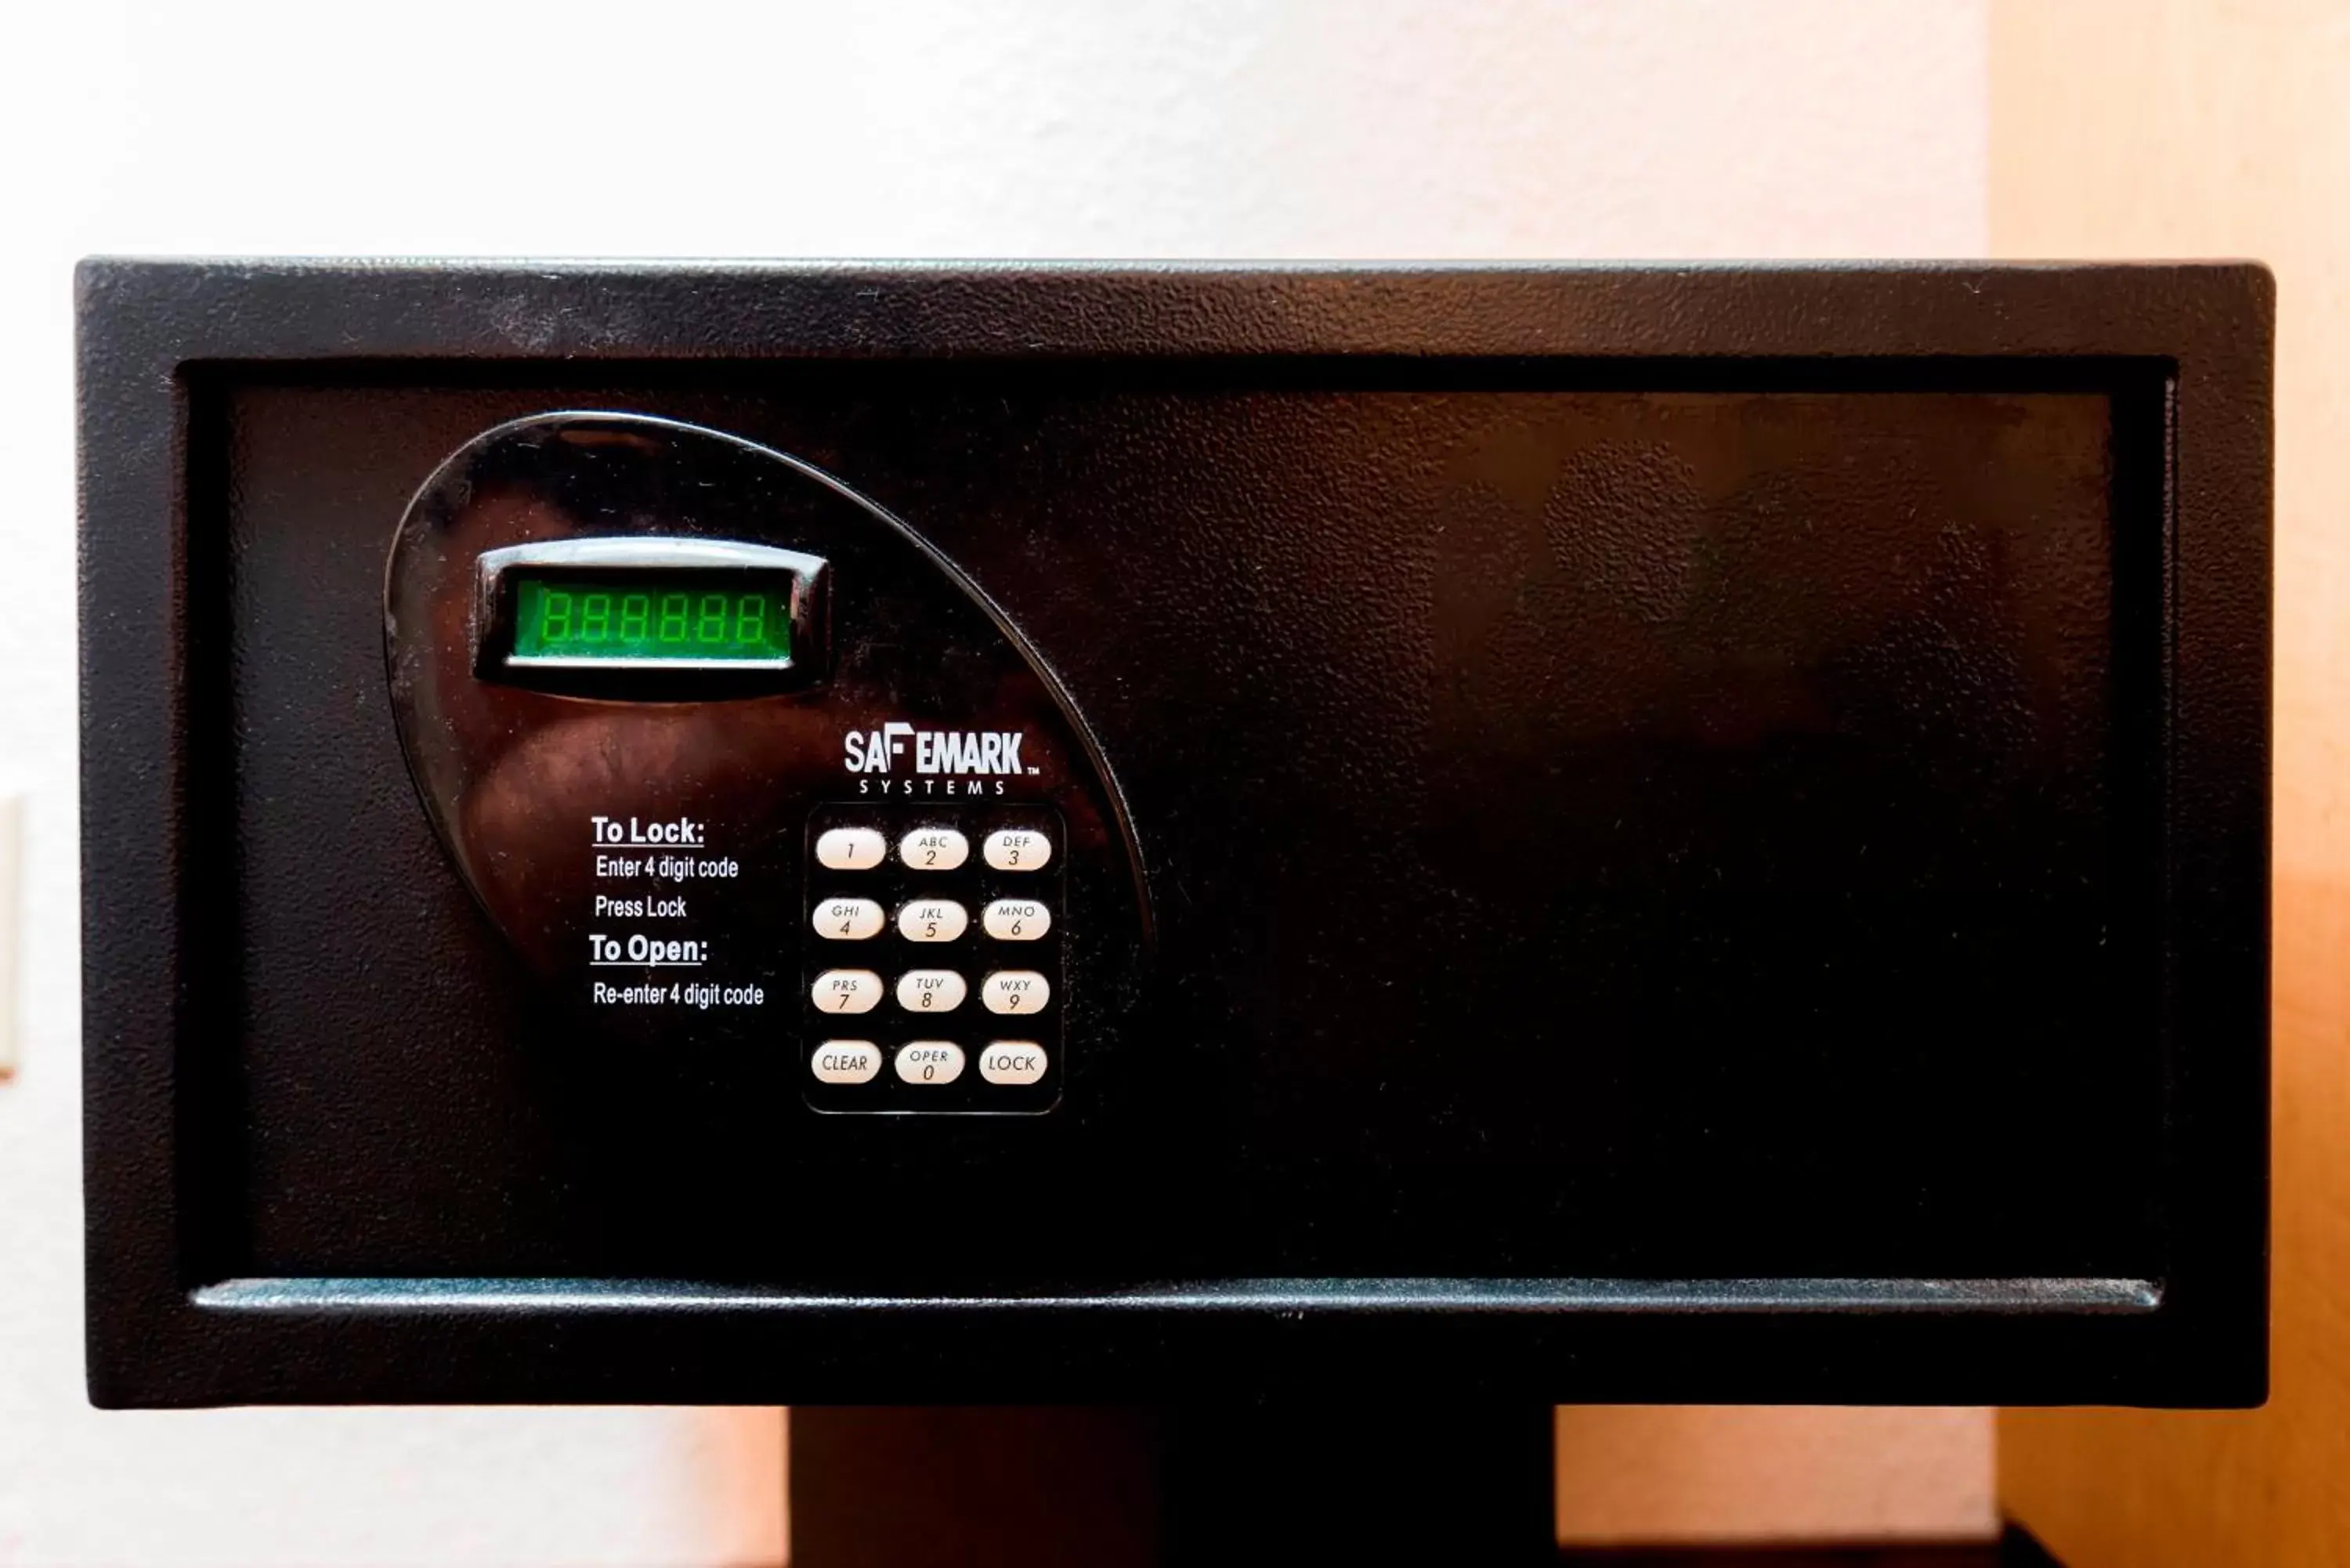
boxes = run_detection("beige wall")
[1992,1,2350,1562]
[1556,1407,1993,1545]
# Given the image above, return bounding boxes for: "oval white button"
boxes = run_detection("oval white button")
[895,969,967,1013]
[981,970,1051,1015]
[983,829,1054,872]
[898,828,969,871]
[815,826,887,870]
[897,898,970,943]
[811,1041,881,1083]
[811,969,883,1013]
[812,897,884,941]
[982,898,1052,941]
[978,1042,1048,1086]
[895,1041,966,1085]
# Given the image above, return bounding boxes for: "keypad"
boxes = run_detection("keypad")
[802,804,1065,1113]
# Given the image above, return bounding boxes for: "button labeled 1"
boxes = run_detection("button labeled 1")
[815,826,887,870]
[983,829,1053,871]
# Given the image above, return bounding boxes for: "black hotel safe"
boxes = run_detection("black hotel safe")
[78,262,2271,1408]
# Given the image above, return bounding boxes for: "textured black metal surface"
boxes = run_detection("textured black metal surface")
[79,262,2272,1408]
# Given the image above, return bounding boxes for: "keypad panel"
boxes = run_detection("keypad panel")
[802,803,1065,1114]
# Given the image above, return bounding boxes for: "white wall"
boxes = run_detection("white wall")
[0,2,1989,1562]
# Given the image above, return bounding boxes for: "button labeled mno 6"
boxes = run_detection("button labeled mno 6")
[982,899,1050,941]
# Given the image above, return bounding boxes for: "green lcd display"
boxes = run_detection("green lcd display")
[510,576,794,666]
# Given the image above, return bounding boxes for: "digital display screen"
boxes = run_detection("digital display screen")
[508,576,793,666]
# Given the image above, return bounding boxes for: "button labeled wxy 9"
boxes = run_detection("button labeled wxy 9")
[981,970,1050,1015]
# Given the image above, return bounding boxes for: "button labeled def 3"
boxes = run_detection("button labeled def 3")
[982,828,1052,871]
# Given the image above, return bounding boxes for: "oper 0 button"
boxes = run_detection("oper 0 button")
[812,969,884,1013]
[811,1040,882,1083]
[814,826,887,871]
[812,897,884,941]
[981,898,1050,941]
[898,827,970,871]
[978,1041,1048,1086]
[982,828,1054,871]
[896,898,970,943]
[895,968,967,1013]
[980,970,1051,1015]
[894,1041,966,1086]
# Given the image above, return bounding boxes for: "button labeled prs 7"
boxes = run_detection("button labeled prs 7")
[983,829,1053,871]
[812,969,884,1013]
[981,970,1050,1015]
[898,827,969,871]
[815,826,887,871]
[897,898,969,942]
[812,897,884,940]
[982,898,1050,941]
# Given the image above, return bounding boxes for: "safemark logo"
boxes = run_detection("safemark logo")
[844,721,1029,777]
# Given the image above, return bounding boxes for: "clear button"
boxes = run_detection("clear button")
[811,1041,882,1083]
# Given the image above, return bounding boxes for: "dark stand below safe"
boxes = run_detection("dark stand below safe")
[790,1404,1557,1566]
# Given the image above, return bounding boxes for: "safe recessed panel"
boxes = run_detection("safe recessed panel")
[203,367,2153,1289]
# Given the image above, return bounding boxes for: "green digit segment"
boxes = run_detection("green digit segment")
[512,576,793,665]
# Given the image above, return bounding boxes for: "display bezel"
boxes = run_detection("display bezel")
[472,536,830,695]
